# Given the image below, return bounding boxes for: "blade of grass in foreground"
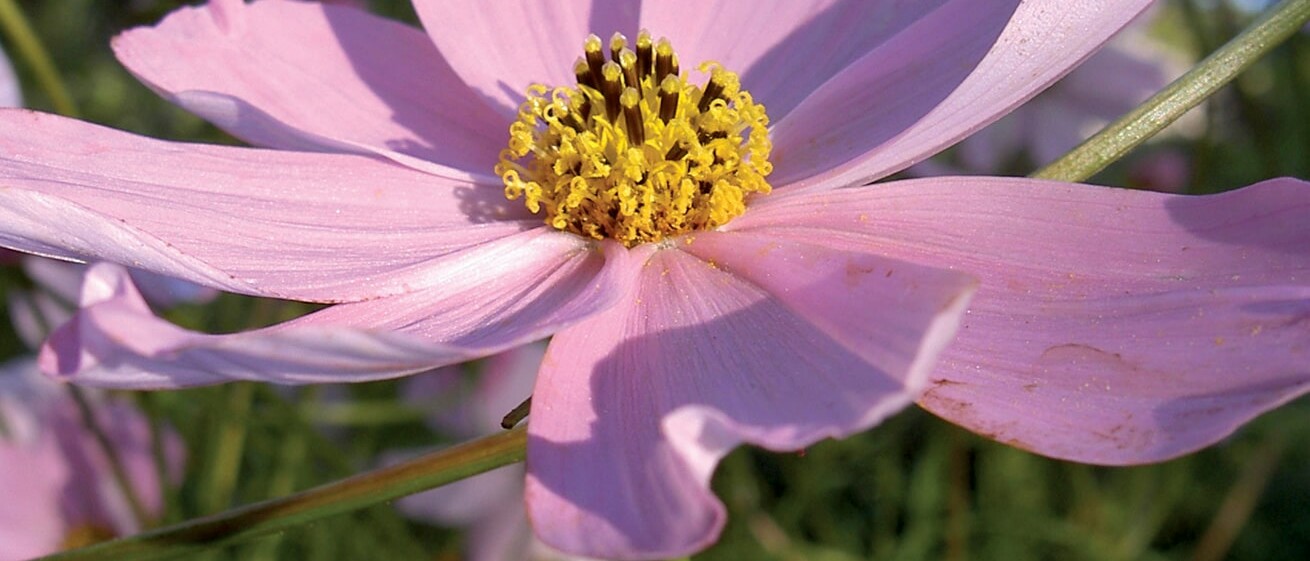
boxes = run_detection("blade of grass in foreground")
[37,426,526,561]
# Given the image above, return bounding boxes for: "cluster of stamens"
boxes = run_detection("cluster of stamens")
[496,31,773,247]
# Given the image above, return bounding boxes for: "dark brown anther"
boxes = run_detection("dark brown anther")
[658,74,680,123]
[584,34,607,88]
[601,61,624,122]
[619,49,640,90]
[577,96,593,123]
[573,57,594,89]
[560,105,586,131]
[698,70,726,112]
[609,32,627,62]
[501,396,532,429]
[654,37,675,85]
[669,53,680,81]
[635,30,654,79]
[621,87,645,146]
[665,143,687,162]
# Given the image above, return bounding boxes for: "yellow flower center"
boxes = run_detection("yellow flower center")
[496,31,773,247]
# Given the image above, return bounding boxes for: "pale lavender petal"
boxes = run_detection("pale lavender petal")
[0,422,67,560]
[42,235,638,388]
[406,342,546,437]
[21,257,84,303]
[0,43,19,108]
[8,289,72,349]
[113,0,504,178]
[49,396,178,535]
[412,0,639,113]
[527,242,972,559]
[732,176,1310,464]
[640,0,948,120]
[769,0,1152,191]
[0,110,532,302]
[126,268,219,308]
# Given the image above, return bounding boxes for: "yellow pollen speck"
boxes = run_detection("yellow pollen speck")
[495,31,773,247]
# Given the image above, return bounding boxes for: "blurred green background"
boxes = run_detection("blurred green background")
[1,1,1308,560]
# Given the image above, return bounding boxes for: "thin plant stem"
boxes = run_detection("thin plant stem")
[1031,0,1310,182]
[199,382,255,514]
[37,425,527,561]
[0,0,78,116]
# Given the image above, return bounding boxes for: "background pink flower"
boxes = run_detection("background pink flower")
[0,358,183,560]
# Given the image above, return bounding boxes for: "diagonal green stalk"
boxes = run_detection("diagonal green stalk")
[38,425,527,561]
[1031,0,1310,183]
[0,0,78,116]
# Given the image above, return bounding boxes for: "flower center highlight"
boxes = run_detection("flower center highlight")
[496,31,773,247]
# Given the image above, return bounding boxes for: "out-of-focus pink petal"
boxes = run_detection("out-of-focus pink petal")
[42,235,638,388]
[0,43,19,108]
[640,0,948,121]
[733,176,1310,463]
[527,243,972,559]
[0,110,533,302]
[412,0,639,114]
[406,342,546,437]
[0,358,183,557]
[769,0,1152,191]
[8,289,72,349]
[0,419,68,560]
[49,397,176,535]
[113,0,505,178]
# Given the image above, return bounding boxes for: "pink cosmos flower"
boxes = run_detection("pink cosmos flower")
[0,358,182,560]
[394,343,595,561]
[0,1,1306,559]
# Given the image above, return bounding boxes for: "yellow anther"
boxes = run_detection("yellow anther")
[609,32,627,62]
[496,33,773,247]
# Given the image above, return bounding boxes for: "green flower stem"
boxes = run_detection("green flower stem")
[0,0,78,116]
[39,425,528,561]
[1031,0,1310,183]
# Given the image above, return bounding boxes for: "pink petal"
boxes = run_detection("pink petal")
[42,235,638,388]
[0,361,68,560]
[526,241,973,559]
[0,110,532,302]
[0,423,68,560]
[732,176,1310,464]
[412,0,639,114]
[639,1,949,120]
[0,43,19,108]
[113,0,505,178]
[769,0,1152,191]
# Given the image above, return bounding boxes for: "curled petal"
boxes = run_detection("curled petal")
[527,242,972,559]
[42,234,638,388]
[113,0,504,178]
[733,176,1310,463]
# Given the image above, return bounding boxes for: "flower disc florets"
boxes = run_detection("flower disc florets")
[496,31,773,247]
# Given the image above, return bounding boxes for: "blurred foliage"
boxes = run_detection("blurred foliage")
[1,0,1307,560]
